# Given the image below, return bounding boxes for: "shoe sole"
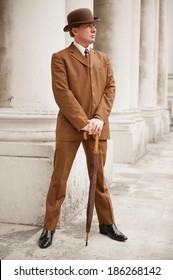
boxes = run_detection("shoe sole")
[38,238,53,249]
[100,230,127,242]
[39,242,52,249]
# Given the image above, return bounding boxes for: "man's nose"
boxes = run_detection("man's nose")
[91,26,96,32]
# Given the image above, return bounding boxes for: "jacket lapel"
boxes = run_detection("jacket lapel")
[68,43,89,67]
[90,49,97,68]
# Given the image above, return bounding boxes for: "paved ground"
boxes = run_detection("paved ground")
[1,132,173,260]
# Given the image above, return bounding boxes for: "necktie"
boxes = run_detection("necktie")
[84,49,90,63]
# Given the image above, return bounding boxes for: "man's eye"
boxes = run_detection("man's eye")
[86,24,96,28]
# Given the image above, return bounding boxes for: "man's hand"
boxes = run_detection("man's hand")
[82,118,104,136]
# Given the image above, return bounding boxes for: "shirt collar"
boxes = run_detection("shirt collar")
[73,41,90,56]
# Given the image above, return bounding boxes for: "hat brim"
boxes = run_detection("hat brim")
[63,17,100,32]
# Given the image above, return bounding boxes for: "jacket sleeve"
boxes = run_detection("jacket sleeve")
[51,53,88,131]
[94,57,116,121]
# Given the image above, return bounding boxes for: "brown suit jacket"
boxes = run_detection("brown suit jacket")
[51,43,116,141]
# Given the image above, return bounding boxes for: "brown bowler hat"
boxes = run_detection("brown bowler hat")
[63,8,100,32]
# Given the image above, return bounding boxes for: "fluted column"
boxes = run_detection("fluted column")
[0,0,64,228]
[167,0,173,76]
[130,0,141,109]
[0,0,109,229]
[157,0,168,107]
[167,0,173,130]
[95,0,147,163]
[0,0,71,228]
[0,0,13,107]
[139,0,164,142]
[139,0,159,108]
[157,0,170,134]
[0,0,63,143]
[94,0,132,111]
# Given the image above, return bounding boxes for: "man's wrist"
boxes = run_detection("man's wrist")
[94,115,104,123]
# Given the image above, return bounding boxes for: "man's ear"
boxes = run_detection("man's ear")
[71,27,78,36]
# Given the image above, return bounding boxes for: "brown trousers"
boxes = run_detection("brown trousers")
[43,137,115,230]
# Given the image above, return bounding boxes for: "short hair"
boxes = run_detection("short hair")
[69,29,74,37]
[69,25,80,37]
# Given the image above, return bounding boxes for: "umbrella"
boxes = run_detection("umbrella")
[84,132,100,246]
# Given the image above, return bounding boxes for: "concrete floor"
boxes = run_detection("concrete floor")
[1,132,173,260]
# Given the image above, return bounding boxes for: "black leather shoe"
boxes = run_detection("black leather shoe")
[99,224,128,242]
[38,229,55,248]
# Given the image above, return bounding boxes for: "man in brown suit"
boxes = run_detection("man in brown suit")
[38,8,127,248]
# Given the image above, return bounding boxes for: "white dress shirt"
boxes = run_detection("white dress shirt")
[73,41,90,56]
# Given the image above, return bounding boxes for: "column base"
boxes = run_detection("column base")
[0,109,88,228]
[160,108,170,134]
[0,109,113,228]
[141,107,170,142]
[168,75,173,131]
[168,94,173,131]
[110,111,148,163]
[0,96,13,108]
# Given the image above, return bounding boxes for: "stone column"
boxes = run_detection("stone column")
[130,0,141,109]
[0,0,112,229]
[0,0,90,229]
[0,0,13,107]
[167,0,173,130]
[139,0,163,142]
[0,0,63,228]
[157,0,170,134]
[95,0,147,163]
[167,0,173,76]
[94,0,132,111]
[139,0,158,108]
[158,0,168,106]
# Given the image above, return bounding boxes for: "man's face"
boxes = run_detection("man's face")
[72,22,97,47]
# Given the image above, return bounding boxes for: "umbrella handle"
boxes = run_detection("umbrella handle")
[83,132,99,152]
[83,131,88,140]
[94,133,99,153]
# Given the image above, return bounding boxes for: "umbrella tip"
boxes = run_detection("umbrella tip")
[85,232,89,246]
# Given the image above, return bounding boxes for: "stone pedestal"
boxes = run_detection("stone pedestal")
[168,74,173,130]
[141,108,162,142]
[0,109,113,228]
[141,107,169,142]
[0,109,89,228]
[110,111,148,163]
[160,108,170,134]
